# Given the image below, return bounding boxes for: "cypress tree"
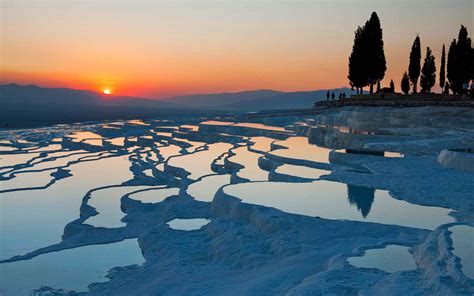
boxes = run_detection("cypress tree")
[439,44,446,90]
[390,80,395,92]
[447,39,457,93]
[366,12,386,95]
[348,26,368,94]
[408,36,421,93]
[420,47,436,93]
[455,25,472,93]
[401,72,410,94]
[447,26,472,94]
[471,47,474,82]
[348,12,386,95]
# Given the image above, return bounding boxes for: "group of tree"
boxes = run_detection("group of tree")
[348,12,472,96]
[402,25,472,94]
[348,12,386,95]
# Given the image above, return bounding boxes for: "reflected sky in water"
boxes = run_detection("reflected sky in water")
[0,155,133,260]
[449,225,474,279]
[228,146,268,181]
[128,187,180,203]
[0,152,41,167]
[167,143,232,180]
[275,164,329,179]
[66,131,103,143]
[85,185,155,228]
[167,218,211,231]
[249,136,274,153]
[187,174,231,202]
[348,244,417,273]
[224,180,454,230]
[0,239,144,295]
[271,136,330,163]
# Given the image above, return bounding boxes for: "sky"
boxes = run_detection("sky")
[1,0,472,98]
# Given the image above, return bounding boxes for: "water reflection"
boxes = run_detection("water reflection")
[249,136,274,153]
[128,187,179,203]
[348,245,417,273]
[167,218,211,231]
[0,155,134,260]
[0,239,144,295]
[449,225,474,279]
[270,137,331,164]
[66,131,103,143]
[85,185,155,228]
[274,164,328,180]
[223,180,454,230]
[228,147,268,181]
[187,174,231,202]
[347,185,375,218]
[167,143,232,180]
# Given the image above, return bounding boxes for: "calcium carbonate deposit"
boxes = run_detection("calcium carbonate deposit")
[0,107,473,295]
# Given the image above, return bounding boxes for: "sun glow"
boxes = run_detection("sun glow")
[103,89,111,95]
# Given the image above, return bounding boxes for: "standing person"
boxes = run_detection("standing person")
[326,91,330,101]
[342,92,346,99]
[331,92,335,101]
[444,82,450,95]
[469,79,474,99]
[463,82,469,95]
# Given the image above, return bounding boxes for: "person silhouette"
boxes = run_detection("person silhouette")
[470,81,474,99]
[326,91,330,101]
[331,92,335,101]
[444,82,450,95]
[342,92,346,99]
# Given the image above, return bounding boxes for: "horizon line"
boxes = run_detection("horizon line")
[1,82,354,100]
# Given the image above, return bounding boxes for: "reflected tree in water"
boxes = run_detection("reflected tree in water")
[347,185,375,218]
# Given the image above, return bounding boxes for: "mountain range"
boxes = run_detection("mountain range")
[0,83,355,127]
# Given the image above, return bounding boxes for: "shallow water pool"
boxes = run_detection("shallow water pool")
[0,239,144,295]
[223,180,454,230]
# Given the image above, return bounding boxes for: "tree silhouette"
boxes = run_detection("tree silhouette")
[455,25,472,93]
[420,47,436,93]
[348,12,386,95]
[390,79,395,92]
[447,26,472,94]
[447,39,457,93]
[471,47,474,81]
[439,44,446,90]
[401,72,410,94]
[348,26,369,94]
[365,12,387,95]
[408,36,421,93]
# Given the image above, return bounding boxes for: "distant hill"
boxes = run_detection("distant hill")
[168,90,283,108]
[218,88,356,111]
[0,84,209,127]
[165,88,355,110]
[0,84,355,127]
[1,83,178,108]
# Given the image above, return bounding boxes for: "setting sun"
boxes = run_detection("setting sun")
[103,89,111,95]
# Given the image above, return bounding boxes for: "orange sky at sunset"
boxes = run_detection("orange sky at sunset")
[1,0,472,98]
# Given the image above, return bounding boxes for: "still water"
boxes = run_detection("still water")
[223,180,454,230]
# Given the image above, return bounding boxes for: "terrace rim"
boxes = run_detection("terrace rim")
[315,93,474,108]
